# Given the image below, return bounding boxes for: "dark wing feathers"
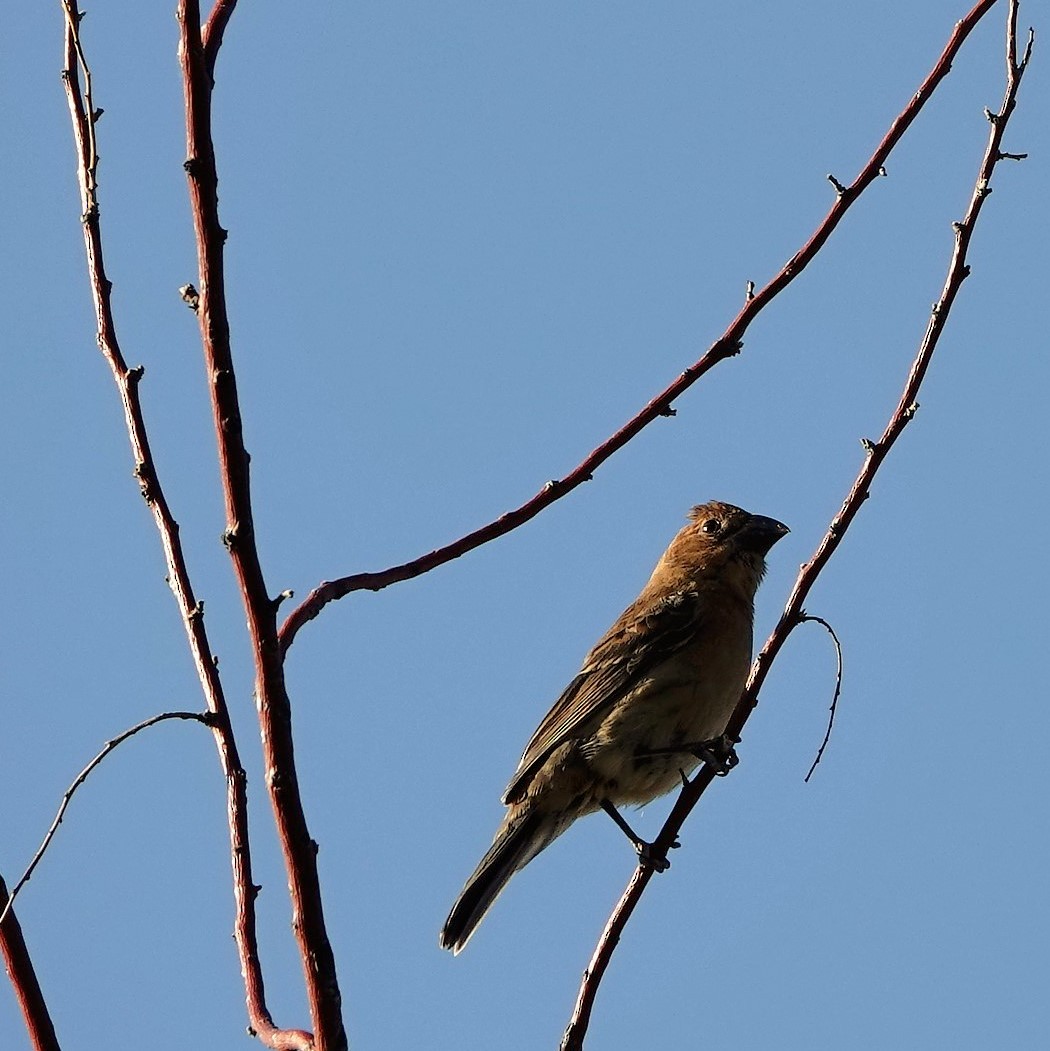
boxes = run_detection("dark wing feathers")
[502,590,703,804]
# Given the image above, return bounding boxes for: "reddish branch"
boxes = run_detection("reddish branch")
[277,0,1003,655]
[1,873,61,1051]
[176,3,344,1049]
[560,5,1033,1047]
[58,4,311,1048]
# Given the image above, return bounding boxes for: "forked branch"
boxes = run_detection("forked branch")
[561,5,1033,1046]
[277,0,1003,655]
[58,3,310,1048]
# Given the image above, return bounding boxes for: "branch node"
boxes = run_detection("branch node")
[273,589,295,611]
[127,364,145,385]
[658,405,677,418]
[189,601,205,620]
[133,461,154,502]
[996,150,1028,161]
[183,156,202,177]
[984,106,1000,124]
[860,437,877,454]
[826,172,848,195]
[903,402,920,420]
[745,280,755,301]
[877,165,888,177]
[179,283,200,311]
[222,526,238,550]
[91,107,104,123]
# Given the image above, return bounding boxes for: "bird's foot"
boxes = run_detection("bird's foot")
[637,840,672,872]
[689,733,740,775]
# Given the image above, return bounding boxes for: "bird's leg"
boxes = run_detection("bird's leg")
[599,800,674,871]
[636,733,740,776]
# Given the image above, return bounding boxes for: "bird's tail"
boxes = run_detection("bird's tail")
[440,805,559,954]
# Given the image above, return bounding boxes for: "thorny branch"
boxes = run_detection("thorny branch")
[277,0,1004,655]
[560,4,1033,1047]
[58,3,312,1049]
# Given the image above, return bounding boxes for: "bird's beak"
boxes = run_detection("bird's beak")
[739,514,790,555]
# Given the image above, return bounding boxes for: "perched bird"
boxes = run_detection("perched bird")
[440,500,788,953]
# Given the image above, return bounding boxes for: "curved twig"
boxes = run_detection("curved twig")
[0,711,209,929]
[278,0,1003,655]
[800,614,844,783]
[561,4,1033,1046]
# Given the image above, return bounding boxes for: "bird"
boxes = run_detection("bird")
[440,500,789,953]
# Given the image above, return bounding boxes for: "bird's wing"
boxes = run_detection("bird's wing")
[502,589,703,804]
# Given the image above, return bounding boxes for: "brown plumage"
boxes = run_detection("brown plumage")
[440,501,788,954]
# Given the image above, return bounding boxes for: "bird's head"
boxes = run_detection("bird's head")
[658,500,789,598]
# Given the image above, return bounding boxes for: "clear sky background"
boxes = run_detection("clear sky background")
[3,3,1047,1049]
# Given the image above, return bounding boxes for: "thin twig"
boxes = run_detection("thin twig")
[58,5,310,1048]
[176,3,344,1048]
[800,615,844,783]
[278,0,1002,656]
[0,712,209,929]
[561,3,1033,1046]
[0,873,61,1051]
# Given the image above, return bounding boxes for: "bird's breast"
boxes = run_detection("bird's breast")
[584,616,752,805]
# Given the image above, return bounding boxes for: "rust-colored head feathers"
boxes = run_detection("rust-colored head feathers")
[651,501,789,593]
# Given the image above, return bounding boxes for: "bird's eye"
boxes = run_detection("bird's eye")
[701,518,722,535]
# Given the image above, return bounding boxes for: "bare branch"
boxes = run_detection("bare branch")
[202,0,239,76]
[176,3,344,1046]
[1,873,61,1051]
[58,5,309,1048]
[0,712,209,929]
[561,3,1033,1045]
[278,0,1003,655]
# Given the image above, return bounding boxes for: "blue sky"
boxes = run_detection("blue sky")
[2,3,1047,1049]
